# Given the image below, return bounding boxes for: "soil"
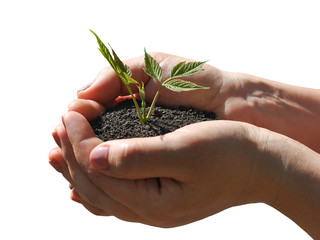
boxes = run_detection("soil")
[90,100,216,141]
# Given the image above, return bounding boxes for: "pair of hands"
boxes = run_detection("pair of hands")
[49,53,289,227]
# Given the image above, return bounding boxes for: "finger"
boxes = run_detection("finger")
[48,147,73,183]
[83,171,185,227]
[61,111,102,171]
[57,119,103,198]
[77,58,150,105]
[89,132,189,180]
[52,125,61,148]
[48,155,62,173]
[68,99,105,121]
[77,67,124,104]
[61,113,177,223]
[70,188,110,216]
[60,111,149,223]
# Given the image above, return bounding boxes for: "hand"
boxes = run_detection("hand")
[50,52,227,202]
[71,53,272,123]
[54,110,284,227]
[49,52,320,237]
[71,52,320,148]
[57,52,320,153]
[49,53,230,178]
[69,52,228,120]
[47,52,294,211]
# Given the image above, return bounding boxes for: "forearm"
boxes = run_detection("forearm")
[270,142,320,238]
[238,73,320,152]
[244,129,320,238]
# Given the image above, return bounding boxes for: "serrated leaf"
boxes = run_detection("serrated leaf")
[143,48,163,83]
[123,72,139,85]
[91,30,135,86]
[110,44,132,76]
[170,61,207,79]
[124,64,132,77]
[90,30,117,70]
[163,79,209,92]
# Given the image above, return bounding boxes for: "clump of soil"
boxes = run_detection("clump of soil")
[90,100,216,141]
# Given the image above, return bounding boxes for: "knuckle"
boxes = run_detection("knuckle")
[68,99,81,111]
[109,140,143,176]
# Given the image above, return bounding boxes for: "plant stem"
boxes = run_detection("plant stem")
[142,100,146,121]
[129,89,144,122]
[121,80,144,123]
[145,86,162,122]
[145,77,177,122]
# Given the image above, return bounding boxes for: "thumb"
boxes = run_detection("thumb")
[89,134,186,180]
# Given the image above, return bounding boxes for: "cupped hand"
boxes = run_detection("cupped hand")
[48,52,262,216]
[48,52,320,236]
[52,110,283,227]
[49,52,230,175]
[48,52,276,222]
[70,52,238,120]
[69,52,268,127]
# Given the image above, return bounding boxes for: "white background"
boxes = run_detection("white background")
[0,0,318,239]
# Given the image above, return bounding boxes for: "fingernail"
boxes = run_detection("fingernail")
[78,81,93,93]
[90,146,109,170]
[49,159,62,173]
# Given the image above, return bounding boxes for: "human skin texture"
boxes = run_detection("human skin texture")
[49,53,320,238]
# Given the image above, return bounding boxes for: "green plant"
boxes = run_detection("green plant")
[90,29,209,124]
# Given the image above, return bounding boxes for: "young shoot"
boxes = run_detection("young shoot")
[90,29,210,124]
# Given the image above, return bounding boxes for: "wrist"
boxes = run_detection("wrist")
[237,126,288,205]
[241,126,320,238]
[232,73,284,127]
[214,71,279,124]
[226,73,320,152]
[270,142,320,238]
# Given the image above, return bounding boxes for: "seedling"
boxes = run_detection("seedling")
[90,30,209,124]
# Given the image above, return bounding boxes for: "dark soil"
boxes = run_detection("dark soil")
[90,100,216,141]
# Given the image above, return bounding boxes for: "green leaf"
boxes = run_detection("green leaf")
[163,79,209,92]
[143,48,163,83]
[123,72,139,85]
[124,64,132,77]
[90,29,144,123]
[170,61,207,79]
[90,30,135,86]
[110,44,132,76]
[138,81,145,101]
[90,29,117,70]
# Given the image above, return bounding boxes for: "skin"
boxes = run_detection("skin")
[49,53,320,238]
